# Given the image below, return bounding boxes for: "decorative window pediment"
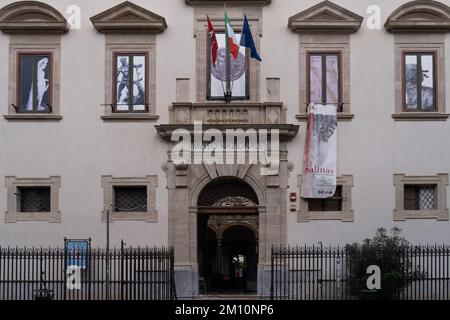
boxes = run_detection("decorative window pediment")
[385,0,450,33]
[185,0,271,5]
[288,0,363,33]
[0,1,69,34]
[90,1,167,34]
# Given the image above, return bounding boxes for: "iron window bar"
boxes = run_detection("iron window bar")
[11,104,52,113]
[100,103,151,112]
[113,204,147,212]
[305,102,344,113]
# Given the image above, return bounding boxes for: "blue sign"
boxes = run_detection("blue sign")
[65,240,89,270]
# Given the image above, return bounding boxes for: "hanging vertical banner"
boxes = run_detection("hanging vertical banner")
[301,104,337,199]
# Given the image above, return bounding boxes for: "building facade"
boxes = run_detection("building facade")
[0,0,449,298]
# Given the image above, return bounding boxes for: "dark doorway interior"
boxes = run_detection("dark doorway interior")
[197,178,259,295]
[198,219,258,294]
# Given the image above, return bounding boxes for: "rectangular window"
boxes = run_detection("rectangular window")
[404,185,437,211]
[113,186,147,212]
[18,54,52,113]
[208,33,248,100]
[18,187,51,212]
[114,53,148,112]
[308,186,343,212]
[308,52,341,111]
[404,53,436,111]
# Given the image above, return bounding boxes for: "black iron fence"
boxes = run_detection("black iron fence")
[0,246,176,300]
[271,245,450,300]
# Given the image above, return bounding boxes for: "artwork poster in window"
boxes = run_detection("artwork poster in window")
[116,55,146,111]
[18,55,51,112]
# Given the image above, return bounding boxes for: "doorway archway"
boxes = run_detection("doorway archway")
[197,178,259,294]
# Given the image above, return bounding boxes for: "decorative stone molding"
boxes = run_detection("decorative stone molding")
[4,176,61,223]
[297,175,354,222]
[393,174,449,221]
[0,1,69,34]
[101,114,160,121]
[288,1,363,33]
[186,0,271,6]
[385,0,450,33]
[101,176,158,223]
[392,113,449,121]
[212,196,257,207]
[207,215,259,239]
[203,164,252,181]
[4,114,63,121]
[156,124,299,142]
[90,1,167,34]
[169,101,287,125]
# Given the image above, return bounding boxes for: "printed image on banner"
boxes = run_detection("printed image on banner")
[301,104,337,198]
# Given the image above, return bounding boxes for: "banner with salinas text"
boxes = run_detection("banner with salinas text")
[301,104,338,199]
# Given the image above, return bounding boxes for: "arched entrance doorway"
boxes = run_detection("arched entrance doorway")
[197,178,259,294]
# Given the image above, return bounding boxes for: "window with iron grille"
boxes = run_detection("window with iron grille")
[113,186,147,212]
[18,187,51,212]
[404,185,437,211]
[308,52,342,112]
[308,186,343,212]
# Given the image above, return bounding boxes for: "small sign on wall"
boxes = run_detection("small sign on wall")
[290,192,297,212]
[64,238,91,271]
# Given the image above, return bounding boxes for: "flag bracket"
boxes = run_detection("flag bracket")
[224,91,232,103]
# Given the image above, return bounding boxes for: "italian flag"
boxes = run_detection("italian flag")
[225,13,239,60]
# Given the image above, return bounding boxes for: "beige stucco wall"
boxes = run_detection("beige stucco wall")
[0,0,449,247]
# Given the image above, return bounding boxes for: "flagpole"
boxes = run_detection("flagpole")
[224,5,231,102]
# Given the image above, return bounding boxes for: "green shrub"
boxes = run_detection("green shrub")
[345,227,425,300]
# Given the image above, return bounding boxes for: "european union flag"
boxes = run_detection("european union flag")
[240,15,262,62]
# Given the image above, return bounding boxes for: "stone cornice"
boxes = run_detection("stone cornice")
[91,1,167,34]
[155,124,299,141]
[392,113,450,121]
[0,1,69,34]
[288,0,363,33]
[385,0,450,33]
[185,0,271,6]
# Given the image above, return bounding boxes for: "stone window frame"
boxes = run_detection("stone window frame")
[5,36,63,121]
[5,176,61,223]
[392,36,448,121]
[101,35,159,121]
[305,50,344,111]
[297,175,354,222]
[0,1,68,121]
[101,176,158,223]
[393,174,449,221]
[90,1,167,121]
[288,1,363,122]
[194,8,262,103]
[296,36,353,121]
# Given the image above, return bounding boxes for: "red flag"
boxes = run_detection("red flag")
[207,16,218,67]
